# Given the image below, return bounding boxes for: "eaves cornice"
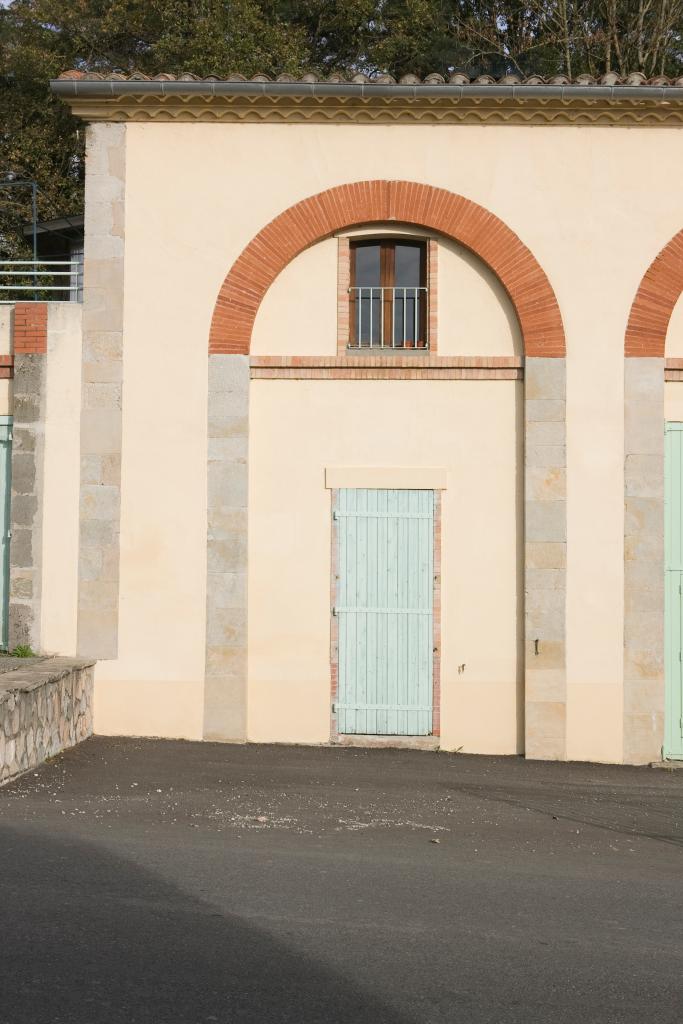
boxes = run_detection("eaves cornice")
[50,77,683,126]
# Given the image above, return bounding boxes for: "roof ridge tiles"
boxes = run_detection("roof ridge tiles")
[56,69,683,87]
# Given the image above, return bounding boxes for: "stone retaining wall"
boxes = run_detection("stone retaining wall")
[0,658,95,784]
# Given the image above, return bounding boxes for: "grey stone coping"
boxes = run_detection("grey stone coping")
[0,657,95,700]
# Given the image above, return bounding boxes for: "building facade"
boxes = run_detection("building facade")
[4,71,683,764]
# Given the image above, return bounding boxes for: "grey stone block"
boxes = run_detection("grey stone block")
[8,602,33,649]
[525,358,566,401]
[81,455,103,486]
[207,571,247,609]
[11,428,35,454]
[10,494,37,528]
[624,509,663,564]
[625,454,663,499]
[81,484,121,522]
[525,444,566,469]
[10,572,32,601]
[208,506,248,541]
[83,330,123,363]
[206,605,247,645]
[202,674,247,742]
[525,400,565,423]
[80,407,123,455]
[208,355,250,398]
[623,610,663,650]
[625,496,664,540]
[525,420,566,446]
[525,568,566,591]
[12,394,40,425]
[208,462,248,509]
[525,467,566,502]
[10,528,33,569]
[77,605,118,659]
[80,579,119,611]
[14,354,44,394]
[84,382,122,410]
[207,534,248,574]
[208,437,248,462]
[80,518,117,548]
[208,413,249,440]
[525,588,566,640]
[525,500,566,543]
[525,542,566,569]
[11,453,36,496]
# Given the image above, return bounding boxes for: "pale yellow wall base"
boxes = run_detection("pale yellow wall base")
[94,676,204,740]
[566,683,623,763]
[441,681,522,755]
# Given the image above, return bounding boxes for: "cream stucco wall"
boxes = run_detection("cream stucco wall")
[89,120,683,756]
[665,294,683,421]
[0,307,13,416]
[248,378,523,752]
[251,228,521,357]
[438,239,522,356]
[41,303,82,654]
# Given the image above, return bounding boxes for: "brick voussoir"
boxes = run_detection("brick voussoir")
[208,180,565,357]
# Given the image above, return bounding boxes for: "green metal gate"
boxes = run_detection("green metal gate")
[665,423,683,759]
[333,488,434,736]
[0,416,12,651]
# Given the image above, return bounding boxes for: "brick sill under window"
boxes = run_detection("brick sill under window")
[249,355,524,380]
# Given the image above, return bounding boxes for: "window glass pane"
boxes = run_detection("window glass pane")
[394,243,422,287]
[353,243,381,287]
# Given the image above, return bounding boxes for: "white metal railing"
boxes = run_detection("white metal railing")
[349,286,428,350]
[0,260,84,303]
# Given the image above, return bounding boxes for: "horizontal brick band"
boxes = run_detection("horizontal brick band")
[250,355,522,368]
[251,367,522,380]
[626,229,683,357]
[210,181,565,358]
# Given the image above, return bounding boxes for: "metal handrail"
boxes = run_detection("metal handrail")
[349,285,428,349]
[0,260,83,301]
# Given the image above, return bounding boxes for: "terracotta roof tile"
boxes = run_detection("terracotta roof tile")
[56,70,683,87]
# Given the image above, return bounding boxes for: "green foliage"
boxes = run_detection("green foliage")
[10,644,35,657]
[1,1,682,256]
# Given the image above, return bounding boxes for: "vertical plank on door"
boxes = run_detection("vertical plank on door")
[665,424,683,759]
[335,488,434,736]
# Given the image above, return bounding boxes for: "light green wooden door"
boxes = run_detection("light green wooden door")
[0,417,11,651]
[665,423,683,759]
[334,488,434,736]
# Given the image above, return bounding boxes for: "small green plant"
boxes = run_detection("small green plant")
[11,644,35,658]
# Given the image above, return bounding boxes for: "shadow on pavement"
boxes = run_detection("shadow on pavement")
[0,823,411,1024]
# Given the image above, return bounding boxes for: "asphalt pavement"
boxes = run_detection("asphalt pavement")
[1,737,682,1024]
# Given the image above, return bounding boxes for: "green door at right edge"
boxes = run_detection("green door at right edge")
[665,423,683,759]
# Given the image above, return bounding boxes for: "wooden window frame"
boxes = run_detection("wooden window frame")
[348,239,428,351]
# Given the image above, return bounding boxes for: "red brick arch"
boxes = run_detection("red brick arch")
[209,180,564,357]
[625,229,683,357]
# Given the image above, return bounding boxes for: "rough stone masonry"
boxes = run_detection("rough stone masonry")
[0,658,94,784]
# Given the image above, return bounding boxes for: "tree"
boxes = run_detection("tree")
[1,0,682,257]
